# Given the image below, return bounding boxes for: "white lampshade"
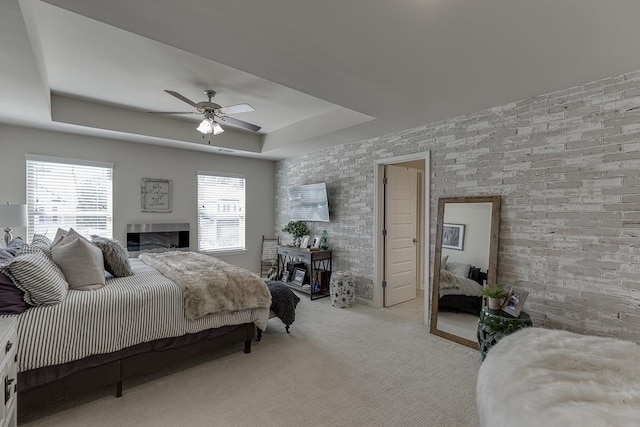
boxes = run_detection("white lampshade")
[0,203,27,246]
[0,204,27,227]
[197,118,213,134]
[196,118,225,135]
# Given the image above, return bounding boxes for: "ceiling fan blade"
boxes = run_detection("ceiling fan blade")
[147,111,198,115]
[217,103,255,115]
[217,116,261,132]
[165,90,199,108]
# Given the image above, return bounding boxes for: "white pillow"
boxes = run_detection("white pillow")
[445,261,471,278]
[52,236,105,291]
[441,254,449,270]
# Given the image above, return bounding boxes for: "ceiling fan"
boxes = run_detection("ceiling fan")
[150,89,261,135]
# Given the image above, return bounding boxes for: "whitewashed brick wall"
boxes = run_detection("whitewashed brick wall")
[276,69,640,342]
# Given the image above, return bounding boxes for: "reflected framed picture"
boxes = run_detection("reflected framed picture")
[292,267,306,286]
[300,235,310,248]
[442,223,465,250]
[501,287,529,317]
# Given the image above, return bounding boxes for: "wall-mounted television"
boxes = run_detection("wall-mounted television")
[288,182,330,222]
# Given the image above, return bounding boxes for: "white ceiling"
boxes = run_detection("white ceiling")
[3,0,640,159]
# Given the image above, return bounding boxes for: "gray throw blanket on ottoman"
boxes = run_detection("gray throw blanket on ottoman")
[265,280,300,329]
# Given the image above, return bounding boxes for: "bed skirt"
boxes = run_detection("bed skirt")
[19,323,255,415]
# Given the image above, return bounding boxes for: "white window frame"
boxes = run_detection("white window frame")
[26,154,113,241]
[197,171,246,254]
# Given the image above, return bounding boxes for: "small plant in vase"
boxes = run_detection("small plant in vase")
[481,283,508,310]
[281,221,309,246]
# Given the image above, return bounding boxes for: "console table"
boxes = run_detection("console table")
[276,246,332,300]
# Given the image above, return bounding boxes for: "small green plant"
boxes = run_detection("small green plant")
[481,283,508,299]
[281,221,309,239]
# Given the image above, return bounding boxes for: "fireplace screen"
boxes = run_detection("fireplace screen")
[126,223,190,257]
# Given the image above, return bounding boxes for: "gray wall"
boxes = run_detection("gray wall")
[276,69,640,342]
[0,124,275,272]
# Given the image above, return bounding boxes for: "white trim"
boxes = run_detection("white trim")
[25,153,113,169]
[196,170,246,179]
[373,151,431,327]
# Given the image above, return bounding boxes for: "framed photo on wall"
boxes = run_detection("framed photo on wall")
[141,178,173,213]
[501,287,529,317]
[442,223,465,250]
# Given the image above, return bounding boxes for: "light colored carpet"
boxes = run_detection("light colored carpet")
[22,296,481,427]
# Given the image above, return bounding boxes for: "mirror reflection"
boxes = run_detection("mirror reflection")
[430,196,501,349]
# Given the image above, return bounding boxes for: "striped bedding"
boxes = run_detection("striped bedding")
[2,259,269,372]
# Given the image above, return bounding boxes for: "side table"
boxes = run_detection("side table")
[477,309,532,361]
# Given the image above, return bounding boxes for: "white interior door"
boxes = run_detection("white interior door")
[384,165,418,306]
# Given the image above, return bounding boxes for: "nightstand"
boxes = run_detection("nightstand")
[477,309,532,361]
[0,319,17,427]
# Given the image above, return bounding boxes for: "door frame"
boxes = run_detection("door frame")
[373,151,431,326]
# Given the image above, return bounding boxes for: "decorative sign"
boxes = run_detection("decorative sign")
[141,178,173,213]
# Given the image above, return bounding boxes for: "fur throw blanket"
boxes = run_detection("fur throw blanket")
[477,327,640,427]
[439,269,461,289]
[139,251,271,320]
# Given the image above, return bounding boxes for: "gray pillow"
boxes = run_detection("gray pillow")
[445,261,471,278]
[52,235,105,290]
[4,237,24,256]
[51,228,68,247]
[91,236,133,277]
[2,250,68,306]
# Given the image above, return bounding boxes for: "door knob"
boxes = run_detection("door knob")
[412,238,418,243]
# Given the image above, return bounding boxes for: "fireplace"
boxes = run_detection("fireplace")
[126,223,190,257]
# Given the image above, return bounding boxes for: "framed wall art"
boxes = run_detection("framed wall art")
[141,178,173,213]
[442,223,465,250]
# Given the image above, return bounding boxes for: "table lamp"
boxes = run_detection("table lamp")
[0,203,27,246]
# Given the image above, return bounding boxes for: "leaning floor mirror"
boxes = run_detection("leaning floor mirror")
[429,195,501,349]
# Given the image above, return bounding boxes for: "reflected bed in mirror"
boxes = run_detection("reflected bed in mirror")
[430,195,501,349]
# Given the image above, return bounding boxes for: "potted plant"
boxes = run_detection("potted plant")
[281,221,309,246]
[481,283,508,310]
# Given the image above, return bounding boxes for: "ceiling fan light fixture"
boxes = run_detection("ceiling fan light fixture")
[212,121,224,135]
[197,115,224,135]
[197,118,213,134]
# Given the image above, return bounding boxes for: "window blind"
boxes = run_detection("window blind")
[26,156,113,241]
[197,172,246,252]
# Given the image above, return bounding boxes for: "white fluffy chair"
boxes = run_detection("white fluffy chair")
[477,327,640,427]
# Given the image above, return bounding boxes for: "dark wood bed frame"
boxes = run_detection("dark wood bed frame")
[437,267,486,316]
[18,322,255,418]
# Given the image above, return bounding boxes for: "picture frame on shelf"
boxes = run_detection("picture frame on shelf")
[501,287,529,317]
[311,235,322,249]
[300,235,310,248]
[291,267,306,286]
[442,223,465,250]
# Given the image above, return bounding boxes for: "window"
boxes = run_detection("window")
[197,171,246,253]
[26,155,113,241]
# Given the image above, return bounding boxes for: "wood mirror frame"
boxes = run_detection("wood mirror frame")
[429,195,501,349]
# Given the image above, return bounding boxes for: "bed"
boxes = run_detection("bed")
[0,237,271,411]
[477,327,640,426]
[438,260,486,315]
